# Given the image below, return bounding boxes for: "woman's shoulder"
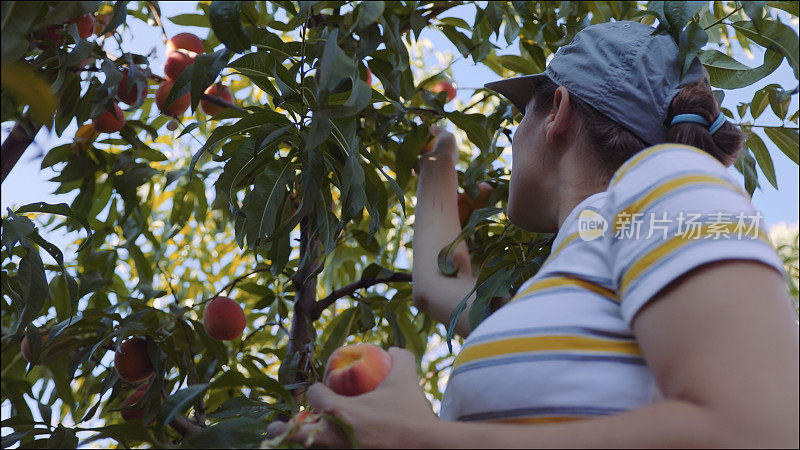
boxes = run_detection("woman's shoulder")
[607,143,736,192]
[603,143,748,212]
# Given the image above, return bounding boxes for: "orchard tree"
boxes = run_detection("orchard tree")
[1,1,798,448]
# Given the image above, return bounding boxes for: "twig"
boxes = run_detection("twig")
[146,1,169,44]
[312,272,412,319]
[169,415,202,437]
[196,267,273,307]
[704,3,743,30]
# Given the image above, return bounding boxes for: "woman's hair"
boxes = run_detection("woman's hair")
[528,76,746,177]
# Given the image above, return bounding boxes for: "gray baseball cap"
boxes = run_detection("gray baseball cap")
[485,21,706,145]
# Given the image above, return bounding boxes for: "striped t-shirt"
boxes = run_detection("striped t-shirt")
[439,143,786,424]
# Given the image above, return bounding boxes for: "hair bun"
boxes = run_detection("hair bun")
[666,79,744,166]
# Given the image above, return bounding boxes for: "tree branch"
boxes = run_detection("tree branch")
[312,272,412,319]
[1,116,41,184]
[169,415,202,437]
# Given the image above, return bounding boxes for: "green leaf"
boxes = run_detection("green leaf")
[731,20,799,78]
[705,48,783,90]
[1,63,57,127]
[1,1,44,61]
[356,0,384,28]
[180,417,266,449]
[496,54,540,75]
[16,246,48,335]
[102,1,128,35]
[318,28,356,94]
[747,132,777,189]
[663,1,705,35]
[157,383,210,425]
[751,87,771,119]
[677,21,708,78]
[319,308,357,365]
[766,1,799,16]
[241,159,294,249]
[763,127,799,164]
[448,112,492,153]
[1,212,35,251]
[14,202,92,251]
[734,149,759,196]
[767,86,790,120]
[168,13,210,27]
[209,1,251,53]
[190,49,232,109]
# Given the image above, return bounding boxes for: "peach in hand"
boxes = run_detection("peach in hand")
[323,343,392,396]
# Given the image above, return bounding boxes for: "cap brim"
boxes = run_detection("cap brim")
[484,73,550,114]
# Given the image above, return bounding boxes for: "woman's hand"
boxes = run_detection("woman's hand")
[266,348,437,448]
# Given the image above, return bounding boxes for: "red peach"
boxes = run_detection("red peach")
[430,80,456,103]
[471,182,494,209]
[114,338,154,383]
[166,33,205,56]
[21,332,49,365]
[118,69,147,105]
[38,25,63,48]
[92,103,125,133]
[323,343,392,396]
[120,383,151,422]
[203,296,246,341]
[155,80,190,117]
[457,193,474,225]
[200,83,234,116]
[164,52,194,81]
[67,13,94,39]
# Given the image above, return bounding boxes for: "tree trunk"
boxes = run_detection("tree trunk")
[1,117,41,183]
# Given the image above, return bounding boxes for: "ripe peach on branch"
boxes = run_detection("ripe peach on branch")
[120,383,161,422]
[166,33,205,56]
[203,296,246,341]
[114,337,154,383]
[92,103,125,133]
[21,332,49,365]
[155,80,190,117]
[430,80,456,103]
[200,83,234,116]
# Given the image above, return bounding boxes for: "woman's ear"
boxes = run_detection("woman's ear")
[544,86,571,144]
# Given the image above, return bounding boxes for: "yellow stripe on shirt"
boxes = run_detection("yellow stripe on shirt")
[609,144,712,189]
[489,416,586,425]
[513,276,619,303]
[620,222,771,294]
[613,174,746,232]
[543,232,580,266]
[453,335,642,368]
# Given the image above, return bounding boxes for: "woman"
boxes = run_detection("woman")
[268,21,799,447]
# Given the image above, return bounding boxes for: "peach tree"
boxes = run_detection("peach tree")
[1,1,798,447]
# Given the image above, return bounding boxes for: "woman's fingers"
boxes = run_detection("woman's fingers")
[306,382,347,414]
[265,415,348,448]
[383,347,418,385]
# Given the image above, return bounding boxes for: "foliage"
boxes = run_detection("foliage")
[1,1,798,448]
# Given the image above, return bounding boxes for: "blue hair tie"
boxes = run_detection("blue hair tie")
[670,112,726,134]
